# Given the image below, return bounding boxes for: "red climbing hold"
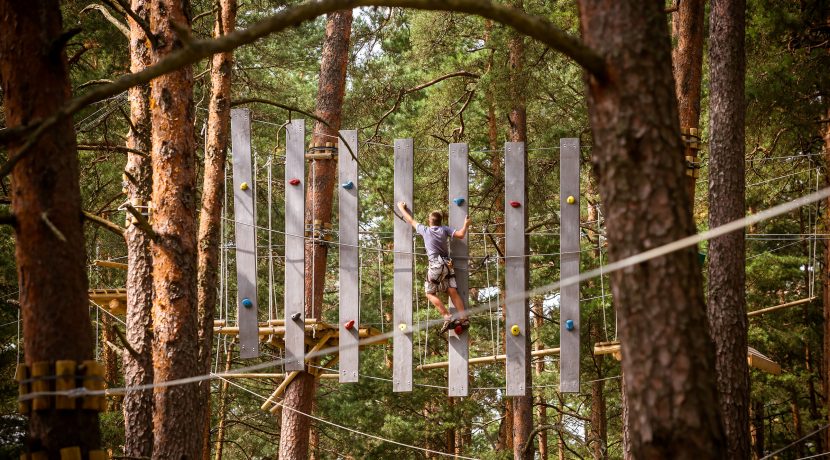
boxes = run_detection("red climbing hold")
[510,201,521,208]
[454,324,463,335]
[289,178,301,186]
[344,319,355,330]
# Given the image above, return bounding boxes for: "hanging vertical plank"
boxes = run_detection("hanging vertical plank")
[393,138,413,392]
[339,130,359,383]
[505,141,527,396]
[448,143,469,397]
[559,138,581,393]
[284,119,305,371]
[231,109,259,359]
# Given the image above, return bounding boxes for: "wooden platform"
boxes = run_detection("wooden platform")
[88,289,127,315]
[594,340,782,375]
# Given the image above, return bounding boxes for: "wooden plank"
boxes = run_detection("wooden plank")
[504,141,527,396]
[747,297,817,317]
[338,130,360,383]
[284,119,305,371]
[231,109,259,359]
[393,138,413,392]
[448,143,469,397]
[559,137,581,393]
[417,347,561,370]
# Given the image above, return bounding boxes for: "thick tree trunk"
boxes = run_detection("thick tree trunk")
[671,0,706,201]
[197,2,237,458]
[278,10,352,460]
[577,0,727,457]
[0,0,101,454]
[123,0,154,456]
[708,0,749,458]
[508,3,532,458]
[149,2,201,458]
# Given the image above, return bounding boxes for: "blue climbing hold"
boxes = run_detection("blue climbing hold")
[341,181,354,190]
[241,298,253,308]
[565,319,574,331]
[453,197,465,206]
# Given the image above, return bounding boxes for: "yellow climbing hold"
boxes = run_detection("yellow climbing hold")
[240,182,249,191]
[399,323,407,332]
[510,325,520,336]
[566,195,575,205]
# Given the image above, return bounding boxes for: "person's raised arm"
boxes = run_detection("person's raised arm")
[397,201,419,229]
[453,215,471,239]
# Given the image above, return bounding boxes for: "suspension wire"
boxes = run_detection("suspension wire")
[760,423,830,460]
[16,306,21,364]
[483,233,496,357]
[268,156,275,322]
[414,239,422,367]
[377,239,384,334]
[597,204,610,342]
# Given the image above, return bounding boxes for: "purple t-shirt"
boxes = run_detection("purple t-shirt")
[416,224,455,258]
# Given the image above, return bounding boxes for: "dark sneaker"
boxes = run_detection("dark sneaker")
[439,318,455,334]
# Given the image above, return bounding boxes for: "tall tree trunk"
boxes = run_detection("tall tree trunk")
[0,0,101,454]
[708,0,749,458]
[508,3,532,458]
[671,0,706,202]
[197,1,237,458]
[750,400,764,459]
[123,0,154,456]
[214,343,234,460]
[149,2,200,457]
[577,0,727,457]
[620,374,632,460]
[278,10,352,460]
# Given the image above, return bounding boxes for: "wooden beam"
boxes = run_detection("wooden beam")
[261,332,335,413]
[416,347,561,371]
[747,297,817,317]
[221,373,340,379]
[594,341,783,374]
[93,259,128,270]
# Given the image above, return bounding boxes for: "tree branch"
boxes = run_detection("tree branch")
[124,204,157,240]
[81,4,130,38]
[77,143,149,158]
[0,0,605,172]
[102,0,157,47]
[82,210,126,237]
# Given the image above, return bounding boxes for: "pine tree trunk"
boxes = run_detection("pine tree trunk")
[508,3,532,458]
[620,374,632,460]
[123,0,154,456]
[214,344,233,460]
[671,0,705,201]
[278,10,352,460]
[577,0,727,457]
[149,2,201,457]
[0,0,101,453]
[197,2,237,458]
[708,0,750,458]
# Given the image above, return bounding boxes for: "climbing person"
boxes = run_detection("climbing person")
[397,201,471,334]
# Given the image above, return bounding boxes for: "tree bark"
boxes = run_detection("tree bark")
[576,0,727,457]
[708,0,749,458]
[671,0,706,201]
[197,1,237,458]
[0,0,101,454]
[214,343,234,460]
[750,400,763,459]
[508,3,533,458]
[149,1,201,458]
[278,9,352,460]
[123,0,155,457]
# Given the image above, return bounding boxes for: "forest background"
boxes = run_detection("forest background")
[0,0,828,459]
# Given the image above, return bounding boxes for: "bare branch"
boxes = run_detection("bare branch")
[81,4,130,38]
[82,210,126,237]
[76,79,115,91]
[124,204,157,240]
[78,143,149,157]
[102,0,157,47]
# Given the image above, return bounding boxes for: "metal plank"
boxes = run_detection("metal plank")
[448,143,469,397]
[231,109,259,359]
[393,138,413,392]
[284,119,305,371]
[559,138,581,393]
[338,130,359,383]
[504,142,527,396]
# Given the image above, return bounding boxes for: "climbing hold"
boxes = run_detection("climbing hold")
[240,182,249,191]
[566,195,575,205]
[453,197,465,206]
[289,178,301,186]
[344,319,355,330]
[341,181,354,190]
[565,319,574,331]
[241,298,253,309]
[398,323,407,332]
[291,312,302,321]
[454,324,464,335]
[510,201,521,208]
[510,324,520,336]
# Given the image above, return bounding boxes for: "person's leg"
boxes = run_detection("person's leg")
[447,287,467,319]
[426,292,450,319]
